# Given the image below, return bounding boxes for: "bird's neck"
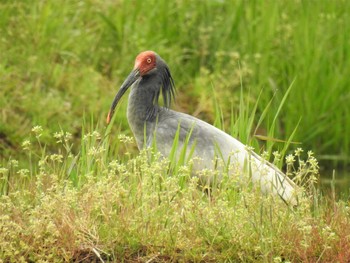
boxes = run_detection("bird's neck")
[127,78,160,148]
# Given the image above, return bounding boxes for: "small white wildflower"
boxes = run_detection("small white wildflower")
[322,225,337,241]
[305,154,319,176]
[118,134,133,143]
[9,159,19,167]
[293,173,302,183]
[322,225,331,233]
[108,160,119,170]
[88,146,98,156]
[82,133,90,141]
[245,145,255,152]
[49,154,63,163]
[328,232,336,240]
[308,155,318,164]
[285,154,295,165]
[53,131,64,139]
[198,168,211,177]
[38,156,48,168]
[178,165,190,175]
[92,131,101,140]
[295,148,303,157]
[17,169,30,178]
[32,125,43,138]
[273,151,281,163]
[22,140,31,150]
[261,151,270,160]
[88,146,105,156]
[53,131,64,142]
[189,176,199,186]
[88,147,97,156]
[64,132,72,142]
[307,150,314,158]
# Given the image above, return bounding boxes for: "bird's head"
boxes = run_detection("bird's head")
[106,51,175,124]
[134,50,157,76]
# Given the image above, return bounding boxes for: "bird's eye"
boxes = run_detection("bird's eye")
[147,58,152,64]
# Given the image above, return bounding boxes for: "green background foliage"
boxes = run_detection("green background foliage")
[1,0,349,166]
[1,1,350,261]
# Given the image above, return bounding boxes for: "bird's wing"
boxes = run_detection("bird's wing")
[154,109,245,161]
[153,109,298,205]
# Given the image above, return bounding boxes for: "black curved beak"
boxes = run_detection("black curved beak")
[106,69,140,124]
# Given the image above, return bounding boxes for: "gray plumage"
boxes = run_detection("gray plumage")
[107,51,298,205]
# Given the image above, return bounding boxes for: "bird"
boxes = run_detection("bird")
[106,50,298,206]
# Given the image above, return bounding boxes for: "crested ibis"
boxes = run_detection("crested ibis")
[107,51,298,205]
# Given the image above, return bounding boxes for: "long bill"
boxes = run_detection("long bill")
[106,69,140,124]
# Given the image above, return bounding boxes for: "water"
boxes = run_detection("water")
[320,169,350,199]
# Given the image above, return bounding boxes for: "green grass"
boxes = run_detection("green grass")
[1,0,350,261]
[0,0,349,166]
[1,123,348,262]
[0,83,346,261]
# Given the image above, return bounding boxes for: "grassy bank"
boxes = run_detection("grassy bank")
[2,126,350,262]
[1,0,349,166]
[1,0,350,261]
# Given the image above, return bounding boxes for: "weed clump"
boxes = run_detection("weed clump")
[1,127,349,262]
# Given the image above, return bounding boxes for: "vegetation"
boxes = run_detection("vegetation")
[1,0,349,165]
[2,126,349,262]
[1,0,350,261]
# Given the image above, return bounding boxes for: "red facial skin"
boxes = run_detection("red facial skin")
[134,51,157,76]
[106,51,157,124]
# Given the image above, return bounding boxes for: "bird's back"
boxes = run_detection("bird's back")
[152,108,297,205]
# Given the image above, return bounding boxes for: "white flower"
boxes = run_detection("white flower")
[65,132,72,141]
[17,169,30,178]
[92,131,101,140]
[32,125,43,137]
[285,154,295,165]
[53,131,64,143]
[273,151,281,163]
[50,154,63,163]
[22,140,31,150]
[118,134,133,143]
[9,159,19,167]
[295,148,303,156]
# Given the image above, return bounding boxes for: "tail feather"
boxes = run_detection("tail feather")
[249,150,298,206]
